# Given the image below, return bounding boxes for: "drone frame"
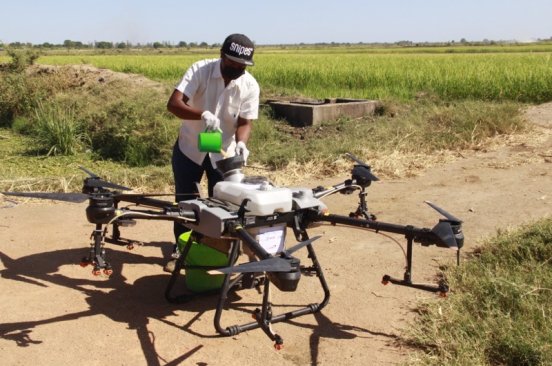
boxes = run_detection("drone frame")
[2,156,464,349]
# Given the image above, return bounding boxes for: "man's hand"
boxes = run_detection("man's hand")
[201,111,221,132]
[235,141,249,165]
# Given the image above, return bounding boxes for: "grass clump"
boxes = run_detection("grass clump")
[33,101,89,155]
[406,218,552,365]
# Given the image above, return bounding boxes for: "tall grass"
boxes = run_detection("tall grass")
[255,53,552,102]
[39,50,552,103]
[407,218,552,365]
[33,101,88,155]
[40,54,213,83]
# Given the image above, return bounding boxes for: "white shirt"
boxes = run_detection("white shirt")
[175,58,260,167]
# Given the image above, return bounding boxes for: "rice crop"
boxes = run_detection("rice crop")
[37,47,552,103]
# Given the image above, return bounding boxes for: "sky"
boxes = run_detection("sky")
[2,0,551,45]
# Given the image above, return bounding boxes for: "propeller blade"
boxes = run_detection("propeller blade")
[79,166,131,191]
[285,235,322,255]
[113,192,200,199]
[345,152,367,166]
[424,201,462,223]
[1,191,89,203]
[85,178,131,191]
[431,221,458,249]
[346,153,380,182]
[208,257,292,275]
[352,165,380,182]
[78,166,100,178]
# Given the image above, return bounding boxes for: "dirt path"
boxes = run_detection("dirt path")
[1,105,550,365]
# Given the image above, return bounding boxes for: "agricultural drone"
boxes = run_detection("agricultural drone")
[2,153,464,349]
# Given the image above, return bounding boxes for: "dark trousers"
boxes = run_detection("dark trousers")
[172,140,224,243]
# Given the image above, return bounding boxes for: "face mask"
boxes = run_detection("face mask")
[221,63,245,80]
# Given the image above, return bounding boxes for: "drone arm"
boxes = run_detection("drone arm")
[116,210,196,222]
[111,195,197,222]
[312,211,451,294]
[312,212,441,246]
[312,180,361,199]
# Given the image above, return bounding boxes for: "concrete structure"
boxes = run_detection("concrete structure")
[268,98,382,127]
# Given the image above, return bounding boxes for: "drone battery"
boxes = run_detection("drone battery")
[178,231,230,293]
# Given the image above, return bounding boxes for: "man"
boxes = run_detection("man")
[165,33,260,270]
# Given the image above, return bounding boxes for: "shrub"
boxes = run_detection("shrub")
[85,93,178,166]
[5,48,40,72]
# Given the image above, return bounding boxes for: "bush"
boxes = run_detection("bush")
[0,52,67,128]
[0,73,38,127]
[1,62,178,166]
[11,116,34,134]
[85,93,178,166]
[5,48,40,72]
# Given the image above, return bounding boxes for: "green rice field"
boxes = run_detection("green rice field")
[31,46,552,103]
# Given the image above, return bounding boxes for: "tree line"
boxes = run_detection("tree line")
[2,37,552,50]
[1,40,221,50]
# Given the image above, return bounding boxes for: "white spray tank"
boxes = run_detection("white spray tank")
[214,156,292,216]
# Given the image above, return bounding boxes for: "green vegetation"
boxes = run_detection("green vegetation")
[407,218,552,365]
[250,99,525,169]
[0,129,174,193]
[1,51,177,168]
[36,45,552,102]
[0,45,543,191]
[0,96,528,192]
[256,52,552,102]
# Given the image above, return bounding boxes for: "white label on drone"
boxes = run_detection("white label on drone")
[256,227,285,255]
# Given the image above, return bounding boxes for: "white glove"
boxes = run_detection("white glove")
[235,141,250,165]
[201,111,221,132]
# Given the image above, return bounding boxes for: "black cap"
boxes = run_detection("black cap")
[221,34,255,66]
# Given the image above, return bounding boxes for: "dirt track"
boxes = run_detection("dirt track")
[0,104,550,365]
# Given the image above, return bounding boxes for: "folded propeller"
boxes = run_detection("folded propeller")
[208,236,322,275]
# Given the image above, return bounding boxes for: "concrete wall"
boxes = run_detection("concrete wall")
[268,99,382,127]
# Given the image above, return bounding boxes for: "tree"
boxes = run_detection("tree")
[95,41,113,49]
[178,41,188,48]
